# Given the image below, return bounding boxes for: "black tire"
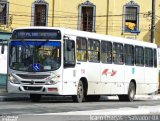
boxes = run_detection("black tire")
[118,95,127,101]
[118,82,136,102]
[72,80,84,103]
[30,94,41,102]
[85,95,100,102]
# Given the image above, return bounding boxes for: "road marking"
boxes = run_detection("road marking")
[23,105,160,116]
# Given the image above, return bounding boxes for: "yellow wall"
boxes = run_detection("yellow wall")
[1,0,160,45]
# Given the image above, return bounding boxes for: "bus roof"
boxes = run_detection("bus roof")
[13,26,157,48]
[63,28,157,48]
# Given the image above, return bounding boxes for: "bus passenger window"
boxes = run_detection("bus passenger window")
[124,45,134,65]
[64,39,75,67]
[135,46,144,66]
[154,49,157,67]
[113,43,124,64]
[88,39,100,63]
[76,37,87,61]
[101,41,112,63]
[145,48,153,67]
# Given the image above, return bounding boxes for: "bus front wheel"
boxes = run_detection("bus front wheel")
[72,80,84,103]
[30,94,41,102]
[118,82,136,102]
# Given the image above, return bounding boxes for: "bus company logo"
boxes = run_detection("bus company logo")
[102,69,117,77]
[31,80,35,85]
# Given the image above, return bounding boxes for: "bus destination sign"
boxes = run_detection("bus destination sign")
[12,29,61,40]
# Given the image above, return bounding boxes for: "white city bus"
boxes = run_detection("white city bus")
[2,27,159,102]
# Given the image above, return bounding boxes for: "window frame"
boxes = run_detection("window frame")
[0,1,9,25]
[123,1,140,34]
[78,1,96,32]
[31,0,48,26]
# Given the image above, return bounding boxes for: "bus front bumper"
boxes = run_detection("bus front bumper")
[7,82,60,95]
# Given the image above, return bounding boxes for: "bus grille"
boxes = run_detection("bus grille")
[21,81,45,85]
[23,86,42,91]
[17,74,50,79]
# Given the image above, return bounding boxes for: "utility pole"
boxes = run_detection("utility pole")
[151,0,156,43]
[106,0,109,35]
[52,0,55,27]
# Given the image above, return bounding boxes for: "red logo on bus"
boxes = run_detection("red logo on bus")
[102,69,117,77]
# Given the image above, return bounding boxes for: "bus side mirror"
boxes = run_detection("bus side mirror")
[0,39,5,54]
[1,44,4,54]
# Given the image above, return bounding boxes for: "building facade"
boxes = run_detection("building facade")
[0,0,160,44]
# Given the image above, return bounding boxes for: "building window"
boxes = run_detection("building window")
[32,0,48,26]
[123,0,140,34]
[78,0,96,32]
[0,0,9,25]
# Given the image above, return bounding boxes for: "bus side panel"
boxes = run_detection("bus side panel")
[100,63,111,94]
[144,67,159,94]
[134,66,145,94]
[110,65,125,94]
[87,62,101,94]
[101,64,125,95]
[124,66,136,94]
[62,68,78,95]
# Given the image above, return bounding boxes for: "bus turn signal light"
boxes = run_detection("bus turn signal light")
[48,88,58,92]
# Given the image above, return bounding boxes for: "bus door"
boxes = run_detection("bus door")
[62,36,77,95]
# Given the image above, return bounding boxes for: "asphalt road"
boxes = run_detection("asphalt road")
[0,96,160,121]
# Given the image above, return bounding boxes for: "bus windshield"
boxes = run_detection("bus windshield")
[9,41,61,72]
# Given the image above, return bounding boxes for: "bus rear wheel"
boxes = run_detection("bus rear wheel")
[30,94,41,102]
[72,80,84,103]
[118,82,136,102]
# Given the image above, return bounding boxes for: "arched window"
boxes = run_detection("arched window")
[0,0,9,25]
[123,0,140,34]
[32,0,48,26]
[78,0,96,32]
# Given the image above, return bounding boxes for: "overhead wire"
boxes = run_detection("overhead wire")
[4,2,159,33]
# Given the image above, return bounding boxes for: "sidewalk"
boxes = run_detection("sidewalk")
[1,91,160,102]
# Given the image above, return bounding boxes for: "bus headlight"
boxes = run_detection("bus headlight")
[45,75,60,85]
[8,74,20,84]
[46,80,58,85]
